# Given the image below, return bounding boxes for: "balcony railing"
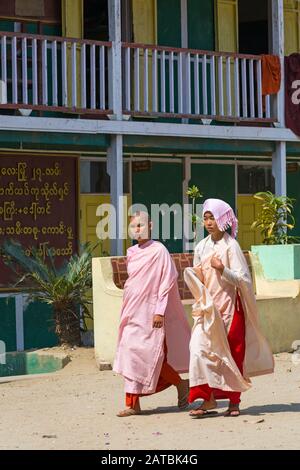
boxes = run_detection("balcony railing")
[0,31,112,115]
[0,31,276,124]
[122,43,274,123]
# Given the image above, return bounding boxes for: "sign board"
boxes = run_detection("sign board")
[0,155,78,287]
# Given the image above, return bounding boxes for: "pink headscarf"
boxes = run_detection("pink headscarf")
[203,198,238,238]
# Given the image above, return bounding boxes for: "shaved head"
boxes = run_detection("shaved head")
[130,211,151,223]
[128,211,152,244]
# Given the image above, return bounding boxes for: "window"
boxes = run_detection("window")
[238,165,275,194]
[80,161,130,194]
[238,0,269,54]
[84,0,108,41]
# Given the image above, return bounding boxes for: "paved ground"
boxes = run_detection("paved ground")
[0,348,300,450]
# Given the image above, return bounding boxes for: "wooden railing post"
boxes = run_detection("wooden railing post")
[108,0,122,120]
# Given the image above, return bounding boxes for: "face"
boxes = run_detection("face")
[203,211,222,236]
[128,215,151,242]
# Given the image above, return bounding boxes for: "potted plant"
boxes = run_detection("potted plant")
[251,191,300,280]
[0,240,97,347]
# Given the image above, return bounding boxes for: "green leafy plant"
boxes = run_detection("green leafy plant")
[0,240,99,346]
[186,185,203,239]
[251,191,300,245]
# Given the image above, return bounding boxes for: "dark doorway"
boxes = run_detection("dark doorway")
[83,0,132,41]
[238,0,269,54]
[84,0,108,41]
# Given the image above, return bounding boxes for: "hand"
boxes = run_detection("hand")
[153,314,164,328]
[211,256,224,273]
[193,265,204,283]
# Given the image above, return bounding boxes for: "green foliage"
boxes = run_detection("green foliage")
[186,185,203,200]
[251,191,300,245]
[186,185,203,236]
[0,240,99,343]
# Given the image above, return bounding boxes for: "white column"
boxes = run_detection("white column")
[108,0,124,255]
[182,156,191,252]
[107,135,124,255]
[15,294,24,352]
[271,1,286,197]
[272,141,287,196]
[108,0,122,120]
[181,0,189,123]
[181,0,188,48]
[271,0,285,127]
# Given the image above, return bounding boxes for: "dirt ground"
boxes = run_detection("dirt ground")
[0,347,300,450]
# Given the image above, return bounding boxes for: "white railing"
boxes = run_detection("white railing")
[0,32,112,115]
[0,32,277,123]
[122,43,275,123]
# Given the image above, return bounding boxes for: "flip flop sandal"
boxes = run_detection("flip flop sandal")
[224,408,240,417]
[117,408,141,417]
[190,409,218,419]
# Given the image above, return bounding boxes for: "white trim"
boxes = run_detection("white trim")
[182,156,191,252]
[271,0,285,127]
[107,134,124,255]
[1,116,300,142]
[272,141,287,196]
[181,0,188,49]
[79,156,131,162]
[4,148,277,161]
[131,156,183,163]
[0,148,106,156]
[15,295,24,352]
[108,0,122,119]
[190,158,272,165]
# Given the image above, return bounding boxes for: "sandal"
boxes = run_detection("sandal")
[224,405,240,417]
[177,379,190,409]
[116,408,141,417]
[189,408,218,419]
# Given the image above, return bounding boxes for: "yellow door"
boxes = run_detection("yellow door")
[237,195,263,250]
[215,0,238,116]
[132,0,157,44]
[79,194,132,255]
[132,0,157,112]
[284,0,300,55]
[79,194,132,330]
[215,0,238,53]
[62,0,83,107]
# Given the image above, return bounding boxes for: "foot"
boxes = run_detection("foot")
[117,403,141,417]
[224,404,240,417]
[177,379,190,409]
[189,398,218,418]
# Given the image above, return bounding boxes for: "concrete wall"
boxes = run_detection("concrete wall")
[251,245,300,280]
[183,297,300,354]
[93,255,300,368]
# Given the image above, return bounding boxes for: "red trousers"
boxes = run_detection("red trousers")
[126,342,181,408]
[189,293,246,406]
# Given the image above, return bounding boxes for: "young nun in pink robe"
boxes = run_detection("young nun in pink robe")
[113,212,191,417]
[184,199,274,418]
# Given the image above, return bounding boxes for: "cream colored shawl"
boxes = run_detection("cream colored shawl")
[185,233,274,391]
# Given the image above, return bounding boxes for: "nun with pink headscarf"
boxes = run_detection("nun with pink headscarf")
[184,199,274,418]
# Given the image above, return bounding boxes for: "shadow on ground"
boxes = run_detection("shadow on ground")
[135,402,300,417]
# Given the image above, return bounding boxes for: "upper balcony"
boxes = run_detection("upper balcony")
[0,31,277,125]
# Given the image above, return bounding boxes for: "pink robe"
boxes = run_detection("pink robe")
[113,240,191,394]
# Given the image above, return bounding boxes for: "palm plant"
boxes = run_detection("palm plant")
[251,191,300,245]
[0,240,97,346]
